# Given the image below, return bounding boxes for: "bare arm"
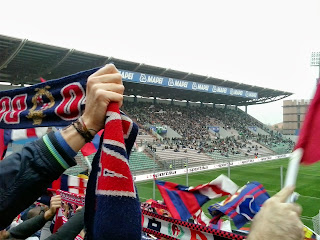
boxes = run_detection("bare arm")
[61,63,124,152]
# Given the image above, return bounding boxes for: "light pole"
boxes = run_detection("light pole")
[153,152,156,200]
[311,52,320,83]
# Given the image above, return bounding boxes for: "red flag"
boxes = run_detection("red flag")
[156,175,238,221]
[294,84,320,164]
[40,77,46,83]
[193,209,211,226]
[52,208,68,233]
[11,128,48,142]
[51,174,88,195]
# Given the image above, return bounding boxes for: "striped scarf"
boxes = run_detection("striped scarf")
[84,102,141,240]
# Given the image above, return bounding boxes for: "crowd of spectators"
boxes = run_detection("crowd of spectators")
[256,133,294,152]
[122,101,294,158]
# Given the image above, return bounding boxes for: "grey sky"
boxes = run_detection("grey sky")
[1,0,319,125]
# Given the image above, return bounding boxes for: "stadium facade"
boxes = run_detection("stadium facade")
[282,99,310,135]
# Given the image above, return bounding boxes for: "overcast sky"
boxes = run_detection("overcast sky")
[1,0,319,125]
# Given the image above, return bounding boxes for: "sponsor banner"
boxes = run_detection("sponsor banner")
[248,126,257,132]
[142,210,245,240]
[209,126,220,133]
[186,165,209,173]
[119,70,258,99]
[134,154,290,182]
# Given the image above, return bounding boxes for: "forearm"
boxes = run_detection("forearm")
[60,123,87,153]
[0,132,76,230]
[9,213,47,239]
[46,209,84,240]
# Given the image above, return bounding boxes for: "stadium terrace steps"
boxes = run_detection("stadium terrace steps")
[207,151,246,159]
[239,142,274,157]
[136,134,156,145]
[154,146,214,168]
[211,125,239,139]
[255,127,270,135]
[270,143,294,154]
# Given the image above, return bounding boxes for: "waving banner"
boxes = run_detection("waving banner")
[142,210,245,240]
[0,67,99,129]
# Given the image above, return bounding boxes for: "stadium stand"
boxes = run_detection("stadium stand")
[120,101,293,173]
[0,34,295,176]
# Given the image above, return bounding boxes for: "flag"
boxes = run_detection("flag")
[51,174,87,195]
[40,77,46,83]
[208,219,232,232]
[52,208,68,233]
[193,209,211,226]
[80,130,103,156]
[208,181,270,229]
[1,127,48,146]
[294,83,320,164]
[145,199,171,217]
[0,128,46,160]
[156,174,238,221]
[11,127,48,143]
[193,209,232,233]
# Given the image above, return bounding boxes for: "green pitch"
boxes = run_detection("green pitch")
[136,158,320,229]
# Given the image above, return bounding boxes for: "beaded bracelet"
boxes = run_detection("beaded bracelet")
[72,118,95,143]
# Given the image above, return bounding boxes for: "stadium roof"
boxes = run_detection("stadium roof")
[0,34,292,106]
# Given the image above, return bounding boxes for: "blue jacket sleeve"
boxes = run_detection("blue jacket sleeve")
[0,131,76,230]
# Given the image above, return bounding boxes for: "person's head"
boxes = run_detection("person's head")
[27,206,44,219]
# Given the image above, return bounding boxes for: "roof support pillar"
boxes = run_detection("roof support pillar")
[0,39,28,71]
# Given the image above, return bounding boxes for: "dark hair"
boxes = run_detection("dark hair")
[27,206,45,219]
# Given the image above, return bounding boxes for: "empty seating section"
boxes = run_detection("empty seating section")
[269,143,294,154]
[129,151,156,173]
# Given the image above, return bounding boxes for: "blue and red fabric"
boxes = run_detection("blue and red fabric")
[84,102,141,240]
[155,175,238,221]
[0,128,47,160]
[51,174,87,195]
[208,181,270,229]
[156,180,208,221]
[80,130,103,156]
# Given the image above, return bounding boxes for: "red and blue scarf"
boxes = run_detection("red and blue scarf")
[84,102,141,240]
[0,68,141,239]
